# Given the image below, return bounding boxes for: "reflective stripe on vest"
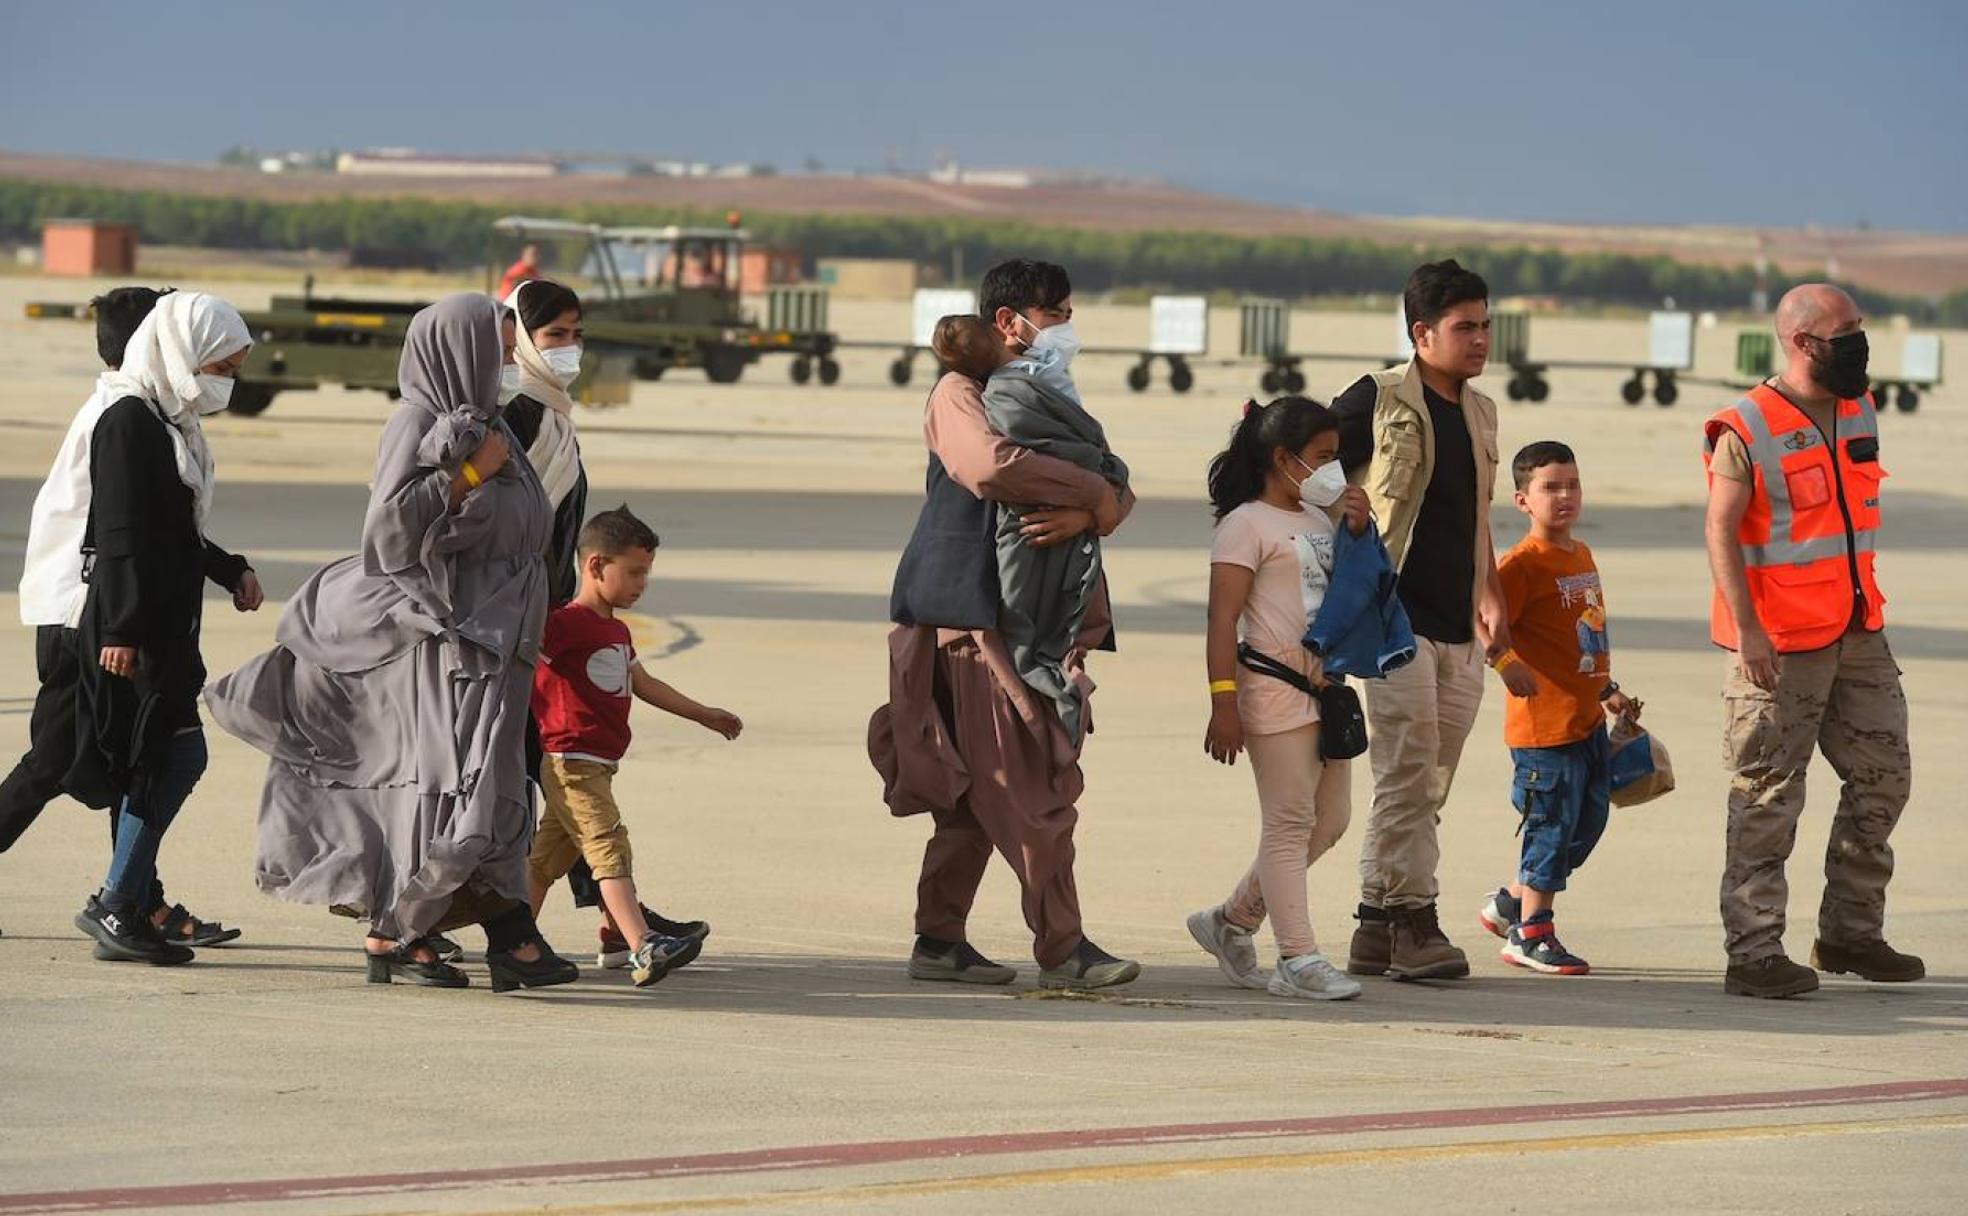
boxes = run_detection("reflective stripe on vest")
[1723,391,1879,569]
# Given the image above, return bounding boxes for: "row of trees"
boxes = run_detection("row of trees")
[4,178,1962,323]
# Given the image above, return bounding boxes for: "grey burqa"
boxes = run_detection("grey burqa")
[205,294,551,941]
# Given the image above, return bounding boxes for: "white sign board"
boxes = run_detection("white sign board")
[1648,311,1695,371]
[1394,301,1414,361]
[912,289,977,348]
[1902,333,1943,383]
[1149,295,1209,356]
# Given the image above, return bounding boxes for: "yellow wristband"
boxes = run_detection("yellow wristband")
[1491,649,1520,671]
[461,462,482,488]
[1209,679,1238,695]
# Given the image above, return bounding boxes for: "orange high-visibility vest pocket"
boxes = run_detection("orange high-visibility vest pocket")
[1782,463,1832,512]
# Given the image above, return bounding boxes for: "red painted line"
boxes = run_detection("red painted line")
[3,1077,1964,1213]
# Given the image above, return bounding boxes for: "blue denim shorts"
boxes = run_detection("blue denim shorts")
[1510,724,1611,893]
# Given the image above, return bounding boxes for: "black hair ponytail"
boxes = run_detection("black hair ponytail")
[1206,395,1338,520]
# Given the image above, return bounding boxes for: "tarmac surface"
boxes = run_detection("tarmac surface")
[0,277,1963,1214]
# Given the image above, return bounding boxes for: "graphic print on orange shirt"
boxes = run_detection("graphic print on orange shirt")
[1499,536,1610,748]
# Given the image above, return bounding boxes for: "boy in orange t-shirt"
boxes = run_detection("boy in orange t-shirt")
[1475,442,1641,975]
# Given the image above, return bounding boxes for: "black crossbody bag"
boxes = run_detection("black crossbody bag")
[1235,643,1369,761]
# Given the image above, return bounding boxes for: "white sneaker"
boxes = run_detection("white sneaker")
[1186,906,1268,990]
[1267,952,1362,1001]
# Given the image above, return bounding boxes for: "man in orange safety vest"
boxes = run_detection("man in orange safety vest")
[1703,282,1921,1000]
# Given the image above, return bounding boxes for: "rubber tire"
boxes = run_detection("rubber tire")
[1169,362,1194,394]
[703,347,746,385]
[1506,377,1527,401]
[1260,369,1282,395]
[1283,369,1307,394]
[1620,377,1645,406]
[228,382,277,417]
[1654,380,1679,407]
[1527,377,1550,403]
[818,358,841,386]
[1897,387,1919,413]
[1126,364,1151,392]
[789,358,813,385]
[889,358,913,387]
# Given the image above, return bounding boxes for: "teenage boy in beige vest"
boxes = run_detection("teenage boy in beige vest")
[1330,260,1535,980]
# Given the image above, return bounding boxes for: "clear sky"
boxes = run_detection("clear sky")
[3,1,1962,231]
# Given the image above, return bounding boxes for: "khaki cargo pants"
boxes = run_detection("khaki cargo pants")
[1359,637,1487,911]
[527,756,634,888]
[1720,627,1910,964]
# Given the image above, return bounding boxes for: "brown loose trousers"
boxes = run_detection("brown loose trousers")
[870,374,1124,969]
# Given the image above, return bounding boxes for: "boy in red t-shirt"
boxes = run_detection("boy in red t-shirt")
[525,506,743,986]
[1476,443,1641,976]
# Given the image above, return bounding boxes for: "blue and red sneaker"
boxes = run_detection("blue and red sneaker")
[1478,887,1522,939]
[1500,913,1589,976]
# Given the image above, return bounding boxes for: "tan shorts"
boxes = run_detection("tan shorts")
[527,755,633,886]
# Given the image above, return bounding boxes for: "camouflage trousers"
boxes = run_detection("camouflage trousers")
[1720,627,1910,963]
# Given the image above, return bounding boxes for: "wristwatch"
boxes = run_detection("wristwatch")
[1599,681,1620,700]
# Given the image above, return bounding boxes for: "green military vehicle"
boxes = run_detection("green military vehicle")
[485,216,838,388]
[24,216,839,416]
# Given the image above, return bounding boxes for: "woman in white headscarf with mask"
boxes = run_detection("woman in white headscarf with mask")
[499,278,588,606]
[68,290,263,966]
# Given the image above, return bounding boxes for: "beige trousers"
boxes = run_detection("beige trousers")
[1224,725,1353,957]
[1720,628,1910,963]
[1358,637,1486,910]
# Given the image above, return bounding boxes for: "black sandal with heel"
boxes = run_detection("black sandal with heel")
[486,937,579,993]
[365,939,469,988]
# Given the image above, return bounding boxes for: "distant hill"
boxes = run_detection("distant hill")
[3,149,1964,297]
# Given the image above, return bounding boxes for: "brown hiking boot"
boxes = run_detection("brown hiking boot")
[1811,939,1925,983]
[1725,954,1820,998]
[1346,904,1391,976]
[1386,904,1470,981]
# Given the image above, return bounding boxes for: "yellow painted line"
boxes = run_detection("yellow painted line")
[313,313,388,328]
[380,1112,1968,1216]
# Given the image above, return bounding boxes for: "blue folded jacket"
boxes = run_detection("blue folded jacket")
[1303,519,1417,679]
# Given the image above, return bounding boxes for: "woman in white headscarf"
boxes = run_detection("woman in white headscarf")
[500,278,588,606]
[68,290,263,966]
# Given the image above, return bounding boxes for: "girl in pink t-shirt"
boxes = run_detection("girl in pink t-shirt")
[1188,396,1371,1000]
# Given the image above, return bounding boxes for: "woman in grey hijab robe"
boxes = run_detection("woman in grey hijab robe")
[206,293,578,991]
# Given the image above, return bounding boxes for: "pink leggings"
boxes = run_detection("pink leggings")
[1223,724,1353,957]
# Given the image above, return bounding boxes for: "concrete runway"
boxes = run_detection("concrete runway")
[0,276,1964,1214]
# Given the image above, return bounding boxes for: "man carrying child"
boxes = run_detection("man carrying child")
[869,259,1141,990]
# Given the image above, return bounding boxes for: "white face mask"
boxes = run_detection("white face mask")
[543,344,584,386]
[194,373,234,416]
[1292,454,1348,508]
[1018,314,1081,368]
[498,364,522,405]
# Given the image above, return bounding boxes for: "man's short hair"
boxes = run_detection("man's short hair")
[978,259,1071,324]
[91,286,172,369]
[578,504,660,558]
[1512,440,1578,491]
[1404,259,1489,332]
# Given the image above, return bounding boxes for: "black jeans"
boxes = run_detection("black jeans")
[0,626,79,852]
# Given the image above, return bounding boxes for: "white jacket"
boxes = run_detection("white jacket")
[19,380,117,629]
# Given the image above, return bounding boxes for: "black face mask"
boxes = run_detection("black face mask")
[1807,331,1870,399]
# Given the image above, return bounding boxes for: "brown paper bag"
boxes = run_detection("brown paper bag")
[1608,714,1674,808]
